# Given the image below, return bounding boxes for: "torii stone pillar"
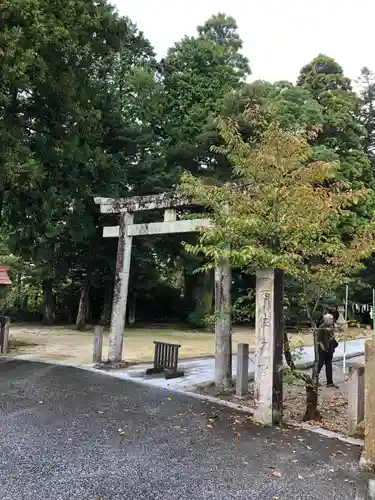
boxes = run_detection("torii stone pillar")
[215,259,232,391]
[94,194,211,364]
[254,268,284,425]
[109,212,134,362]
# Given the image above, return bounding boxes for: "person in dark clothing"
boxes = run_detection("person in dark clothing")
[317,313,339,388]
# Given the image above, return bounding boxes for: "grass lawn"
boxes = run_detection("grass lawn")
[8,323,368,365]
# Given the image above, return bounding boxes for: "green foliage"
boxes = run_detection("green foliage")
[358,66,375,164]
[162,12,250,175]
[3,6,375,331]
[298,54,374,188]
[0,0,168,321]
[180,120,375,323]
[199,79,324,182]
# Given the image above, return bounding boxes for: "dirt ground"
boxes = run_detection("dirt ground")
[7,323,326,365]
[283,361,361,435]
[197,360,363,436]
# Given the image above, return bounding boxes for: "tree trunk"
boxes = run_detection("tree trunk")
[101,281,112,325]
[42,280,55,324]
[283,330,295,370]
[284,326,320,421]
[76,278,90,331]
[303,383,321,421]
[23,294,29,309]
[303,326,321,421]
[186,270,214,328]
[128,292,137,326]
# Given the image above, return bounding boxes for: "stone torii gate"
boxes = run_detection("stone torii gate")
[94,193,232,388]
[95,193,283,423]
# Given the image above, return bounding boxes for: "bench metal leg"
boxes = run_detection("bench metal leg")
[146,367,164,375]
[165,370,185,380]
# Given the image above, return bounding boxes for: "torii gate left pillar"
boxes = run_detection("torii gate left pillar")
[109,212,134,362]
[95,194,211,363]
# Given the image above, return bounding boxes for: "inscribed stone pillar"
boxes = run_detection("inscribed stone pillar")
[254,268,284,425]
[215,259,232,391]
[360,340,375,471]
[347,361,365,436]
[108,212,134,363]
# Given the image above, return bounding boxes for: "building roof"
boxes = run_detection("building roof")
[0,267,11,286]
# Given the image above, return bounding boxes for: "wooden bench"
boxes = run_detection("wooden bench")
[146,341,184,379]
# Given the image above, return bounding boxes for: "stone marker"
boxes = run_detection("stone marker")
[360,340,375,471]
[347,361,365,436]
[2,317,9,354]
[336,305,348,331]
[93,325,104,363]
[254,268,284,425]
[236,343,249,397]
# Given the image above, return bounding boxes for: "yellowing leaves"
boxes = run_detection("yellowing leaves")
[179,119,375,306]
[270,470,282,477]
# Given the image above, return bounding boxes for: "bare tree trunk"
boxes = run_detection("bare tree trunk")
[184,270,214,328]
[303,311,321,421]
[76,278,90,331]
[42,280,55,324]
[304,382,320,421]
[283,330,295,370]
[284,319,320,421]
[128,292,137,326]
[101,281,112,325]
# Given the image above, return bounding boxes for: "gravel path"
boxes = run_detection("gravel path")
[0,359,366,499]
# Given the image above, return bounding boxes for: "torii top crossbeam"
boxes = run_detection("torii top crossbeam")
[94,193,210,238]
[94,193,191,214]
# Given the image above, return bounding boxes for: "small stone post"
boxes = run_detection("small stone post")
[347,361,365,436]
[236,343,249,397]
[254,268,284,425]
[93,325,104,363]
[215,258,232,391]
[108,212,134,363]
[0,317,10,354]
[3,317,9,354]
[336,305,348,330]
[360,340,375,471]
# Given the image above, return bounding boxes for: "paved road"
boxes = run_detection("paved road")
[0,359,365,499]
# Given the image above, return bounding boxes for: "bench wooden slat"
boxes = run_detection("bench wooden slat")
[146,341,184,379]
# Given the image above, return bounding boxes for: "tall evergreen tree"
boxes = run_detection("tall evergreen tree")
[162,13,250,177]
[297,54,373,188]
[0,0,156,322]
[159,13,251,327]
[358,66,375,166]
